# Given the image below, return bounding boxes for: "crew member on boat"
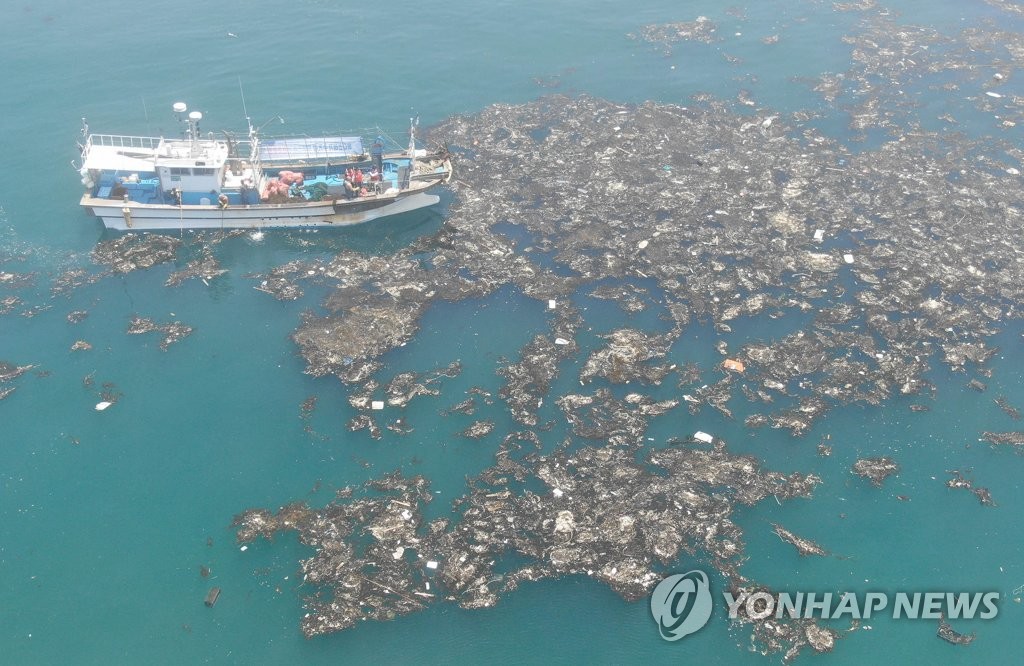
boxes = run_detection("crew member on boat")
[343,174,359,199]
[371,136,384,174]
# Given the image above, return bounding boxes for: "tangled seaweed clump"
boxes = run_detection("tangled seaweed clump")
[91,234,181,273]
[0,361,35,401]
[126,316,193,351]
[851,457,900,487]
[235,437,820,644]
[275,90,1024,442]
[233,6,1024,655]
[235,85,1024,657]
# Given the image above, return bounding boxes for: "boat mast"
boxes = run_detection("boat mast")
[408,115,418,159]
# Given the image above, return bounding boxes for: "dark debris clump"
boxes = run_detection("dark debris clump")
[231,9,1024,657]
[126,316,193,351]
[234,437,819,642]
[945,470,996,507]
[91,234,181,273]
[851,457,900,487]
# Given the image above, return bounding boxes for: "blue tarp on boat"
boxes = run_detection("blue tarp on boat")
[258,136,364,162]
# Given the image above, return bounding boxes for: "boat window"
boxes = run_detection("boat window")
[170,167,192,176]
[193,167,215,175]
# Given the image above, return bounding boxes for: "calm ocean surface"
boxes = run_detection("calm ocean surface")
[1,0,1022,663]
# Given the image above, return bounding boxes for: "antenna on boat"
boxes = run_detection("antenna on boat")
[408,114,419,158]
[142,95,151,135]
[173,102,188,139]
[187,109,203,156]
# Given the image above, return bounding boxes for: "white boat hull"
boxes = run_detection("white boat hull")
[83,192,440,231]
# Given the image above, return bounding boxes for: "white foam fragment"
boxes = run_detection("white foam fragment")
[843,253,855,264]
[813,229,824,241]
[240,545,248,552]
[693,431,714,444]
[638,239,649,249]
[554,337,570,345]
[94,401,113,411]
[401,509,413,520]
[426,560,438,569]
[548,299,557,309]
[553,488,564,498]
[392,547,405,560]
[986,91,1003,98]
[371,400,385,410]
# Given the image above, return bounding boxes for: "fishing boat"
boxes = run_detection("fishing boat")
[76,103,452,231]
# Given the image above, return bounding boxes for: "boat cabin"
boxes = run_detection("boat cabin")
[79,105,261,206]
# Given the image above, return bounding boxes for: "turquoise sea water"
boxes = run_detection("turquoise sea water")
[2,0,1023,663]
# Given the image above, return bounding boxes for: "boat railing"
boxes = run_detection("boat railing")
[86,134,163,151]
[82,134,164,165]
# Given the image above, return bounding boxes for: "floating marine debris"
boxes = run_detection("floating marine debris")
[772,523,828,557]
[458,420,495,439]
[70,340,92,352]
[993,397,1021,420]
[386,418,414,435]
[346,414,382,440]
[385,371,441,408]
[937,612,976,646]
[235,437,819,649]
[126,316,194,351]
[589,282,652,313]
[50,268,99,297]
[94,380,123,408]
[489,305,583,428]
[91,234,181,273]
[0,295,20,316]
[384,362,462,409]
[851,457,900,488]
[238,10,1024,653]
[66,310,89,324]
[980,430,1024,453]
[557,388,677,448]
[251,259,325,301]
[300,395,318,420]
[345,363,462,417]
[165,252,227,287]
[727,582,844,662]
[579,328,674,385]
[630,16,720,55]
[440,397,476,417]
[283,87,1020,435]
[0,361,35,400]
[0,361,33,383]
[945,470,996,507]
[0,270,35,290]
